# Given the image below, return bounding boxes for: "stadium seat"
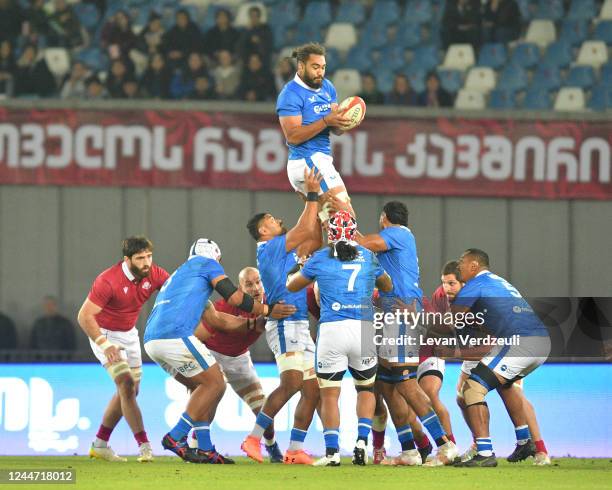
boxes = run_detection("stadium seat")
[272,24,289,49]
[336,1,366,25]
[344,44,373,72]
[565,65,596,89]
[516,0,534,20]
[478,43,508,69]
[294,21,324,45]
[440,44,475,71]
[496,64,529,92]
[370,0,400,26]
[129,49,148,77]
[510,43,540,68]
[600,0,612,20]
[235,2,268,28]
[404,0,432,24]
[464,67,496,94]
[332,69,362,99]
[437,69,463,93]
[576,41,609,69]
[559,20,588,47]
[489,89,517,109]
[325,23,357,53]
[411,44,440,72]
[544,41,574,68]
[454,90,486,110]
[375,70,395,93]
[376,44,407,72]
[44,48,71,78]
[531,64,562,91]
[395,24,422,49]
[73,2,100,31]
[554,87,586,111]
[304,1,332,27]
[359,21,388,49]
[525,20,556,48]
[76,48,108,72]
[522,88,552,109]
[588,84,612,111]
[404,65,426,92]
[268,0,299,27]
[601,62,612,86]
[594,20,612,45]
[534,0,564,21]
[567,0,596,20]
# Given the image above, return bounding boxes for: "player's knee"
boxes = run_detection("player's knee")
[461,379,489,407]
[244,388,266,412]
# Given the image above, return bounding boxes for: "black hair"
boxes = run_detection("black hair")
[382,201,409,226]
[246,213,267,241]
[463,248,490,268]
[329,241,359,262]
[441,260,460,277]
[122,236,153,258]
[292,43,326,65]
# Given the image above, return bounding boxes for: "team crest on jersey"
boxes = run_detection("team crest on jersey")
[123,287,128,294]
[142,281,151,290]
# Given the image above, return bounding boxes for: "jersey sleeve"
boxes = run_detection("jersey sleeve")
[301,253,320,281]
[88,276,113,308]
[378,227,403,251]
[204,259,226,282]
[276,87,303,117]
[371,254,385,278]
[152,264,170,290]
[453,280,480,308]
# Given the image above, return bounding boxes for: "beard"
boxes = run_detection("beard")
[130,264,151,279]
[302,72,323,89]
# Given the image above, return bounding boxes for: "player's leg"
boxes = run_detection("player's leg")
[455,364,478,461]
[312,381,343,467]
[371,388,388,463]
[496,381,537,463]
[349,363,377,466]
[418,358,454,443]
[520,387,550,465]
[284,375,318,464]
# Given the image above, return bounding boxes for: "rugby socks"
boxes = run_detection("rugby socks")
[419,410,447,447]
[193,421,213,451]
[323,428,340,456]
[357,417,372,443]
[448,433,456,444]
[263,426,276,446]
[169,412,193,441]
[476,437,493,457]
[535,439,548,454]
[94,424,113,447]
[372,414,386,449]
[416,433,431,449]
[264,435,276,447]
[288,428,307,451]
[515,424,531,445]
[134,431,149,445]
[250,411,273,440]
[396,424,416,451]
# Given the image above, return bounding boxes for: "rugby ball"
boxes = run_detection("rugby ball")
[338,96,366,130]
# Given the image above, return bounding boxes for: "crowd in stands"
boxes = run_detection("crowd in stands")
[0,0,610,109]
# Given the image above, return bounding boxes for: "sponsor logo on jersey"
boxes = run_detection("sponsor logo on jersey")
[313,103,332,114]
[331,302,341,311]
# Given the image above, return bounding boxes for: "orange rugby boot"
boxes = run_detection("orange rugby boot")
[283,449,314,465]
[241,436,264,463]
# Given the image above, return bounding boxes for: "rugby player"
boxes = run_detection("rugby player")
[78,236,169,463]
[144,239,295,464]
[356,201,458,466]
[242,168,323,464]
[450,249,551,467]
[287,211,393,466]
[277,42,356,221]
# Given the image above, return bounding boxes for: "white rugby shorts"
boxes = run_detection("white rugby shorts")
[316,320,377,375]
[287,152,344,195]
[90,327,141,368]
[209,349,260,392]
[144,336,216,378]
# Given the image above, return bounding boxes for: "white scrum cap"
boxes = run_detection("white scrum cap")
[188,238,221,262]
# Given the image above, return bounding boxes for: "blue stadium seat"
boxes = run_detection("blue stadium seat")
[325,48,340,72]
[411,44,440,72]
[516,0,534,20]
[370,0,400,26]
[601,62,612,86]
[395,24,422,48]
[510,43,540,69]
[268,0,299,27]
[272,24,289,50]
[294,21,324,45]
[565,65,596,89]
[496,64,529,92]
[359,21,388,49]
[588,84,612,111]
[76,48,109,72]
[523,88,552,109]
[566,0,596,20]
[336,2,366,25]
[404,0,432,24]
[304,1,332,27]
[489,89,517,109]
[559,20,588,47]
[73,3,100,31]
[377,44,407,72]
[594,20,612,46]
[344,44,374,72]
[404,64,426,92]
[531,64,562,91]
[544,41,574,68]
[534,0,564,21]
[375,70,395,93]
[477,43,508,69]
[437,68,463,93]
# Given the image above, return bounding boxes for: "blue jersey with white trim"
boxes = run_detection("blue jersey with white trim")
[376,226,423,309]
[453,271,548,338]
[144,256,225,341]
[302,245,384,323]
[276,76,337,160]
[257,234,308,321]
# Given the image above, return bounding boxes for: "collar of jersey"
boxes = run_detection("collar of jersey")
[293,73,321,92]
[121,261,136,282]
[475,270,489,277]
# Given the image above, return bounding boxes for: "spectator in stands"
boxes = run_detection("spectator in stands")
[0,40,16,97]
[47,0,85,49]
[189,75,215,100]
[385,73,417,106]
[0,310,17,349]
[203,8,240,59]
[14,44,56,97]
[30,296,76,351]
[101,10,137,60]
[137,11,165,55]
[170,51,209,99]
[106,58,131,98]
[16,23,47,54]
[441,0,482,51]
[60,61,90,99]
[418,72,453,108]
[140,52,171,99]
[213,49,240,99]
[237,5,273,68]
[238,52,275,102]
[85,73,107,99]
[358,73,385,105]
[0,0,24,44]
[23,0,51,40]
[274,57,293,93]
[162,9,203,66]
[483,0,522,43]
[121,77,141,99]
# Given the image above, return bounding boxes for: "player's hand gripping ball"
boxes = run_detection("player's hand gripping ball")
[337,96,366,130]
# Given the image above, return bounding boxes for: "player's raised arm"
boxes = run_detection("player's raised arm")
[375,272,393,293]
[285,167,323,253]
[355,231,389,253]
[199,301,262,335]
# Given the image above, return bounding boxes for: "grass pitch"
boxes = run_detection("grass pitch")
[0,457,610,490]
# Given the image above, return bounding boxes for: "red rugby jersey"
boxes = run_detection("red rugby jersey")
[203,299,262,357]
[88,261,169,331]
[420,285,451,362]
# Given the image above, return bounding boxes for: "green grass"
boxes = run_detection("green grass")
[0,457,610,490]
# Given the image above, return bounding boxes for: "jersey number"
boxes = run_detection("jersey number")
[342,264,361,291]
